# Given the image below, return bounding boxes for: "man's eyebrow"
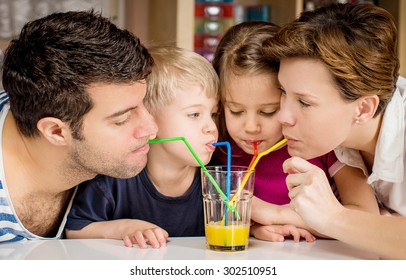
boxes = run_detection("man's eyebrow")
[105,107,136,120]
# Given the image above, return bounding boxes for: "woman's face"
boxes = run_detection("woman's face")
[277,57,358,159]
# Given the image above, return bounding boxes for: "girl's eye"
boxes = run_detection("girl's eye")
[260,110,278,117]
[187,112,200,118]
[211,111,219,119]
[278,87,286,96]
[229,110,243,115]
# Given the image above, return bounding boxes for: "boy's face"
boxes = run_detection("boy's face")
[153,84,218,166]
[277,57,356,159]
[68,82,158,179]
[224,72,283,154]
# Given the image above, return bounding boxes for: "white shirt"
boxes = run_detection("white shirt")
[335,76,406,216]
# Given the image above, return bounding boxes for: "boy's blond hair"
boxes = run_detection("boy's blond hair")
[145,45,219,114]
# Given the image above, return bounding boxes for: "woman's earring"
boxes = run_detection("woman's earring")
[355,120,360,124]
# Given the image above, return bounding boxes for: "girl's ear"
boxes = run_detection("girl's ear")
[36,117,72,146]
[354,95,380,124]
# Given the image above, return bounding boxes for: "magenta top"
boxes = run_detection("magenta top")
[210,138,343,205]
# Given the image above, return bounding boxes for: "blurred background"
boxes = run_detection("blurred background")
[0,0,405,89]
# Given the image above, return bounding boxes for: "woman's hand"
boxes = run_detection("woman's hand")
[283,156,344,234]
[251,223,316,242]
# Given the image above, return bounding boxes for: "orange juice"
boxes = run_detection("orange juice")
[205,222,250,251]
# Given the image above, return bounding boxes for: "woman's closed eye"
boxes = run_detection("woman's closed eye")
[298,99,311,108]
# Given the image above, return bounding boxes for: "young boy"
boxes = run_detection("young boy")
[65,46,219,248]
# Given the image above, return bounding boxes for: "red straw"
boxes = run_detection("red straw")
[247,141,258,170]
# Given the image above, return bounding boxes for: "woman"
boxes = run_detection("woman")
[264,3,406,259]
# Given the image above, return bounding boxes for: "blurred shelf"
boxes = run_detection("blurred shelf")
[1,0,404,76]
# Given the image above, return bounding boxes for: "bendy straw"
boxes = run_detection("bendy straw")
[229,138,288,205]
[247,141,259,170]
[212,141,231,226]
[148,137,239,218]
[148,137,228,201]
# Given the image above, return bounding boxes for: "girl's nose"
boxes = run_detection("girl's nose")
[244,115,261,133]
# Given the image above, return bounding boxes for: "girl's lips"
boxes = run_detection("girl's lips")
[244,140,261,146]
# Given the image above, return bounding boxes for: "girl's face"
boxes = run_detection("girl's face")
[277,57,357,159]
[224,72,283,154]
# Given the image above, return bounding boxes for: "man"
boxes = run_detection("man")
[0,10,157,242]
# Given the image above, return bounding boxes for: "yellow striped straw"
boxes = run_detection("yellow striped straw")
[228,138,287,206]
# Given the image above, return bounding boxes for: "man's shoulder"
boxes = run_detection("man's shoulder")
[0,91,9,109]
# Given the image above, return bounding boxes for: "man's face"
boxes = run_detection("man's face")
[68,82,158,179]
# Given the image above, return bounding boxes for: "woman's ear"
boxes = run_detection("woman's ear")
[354,95,380,124]
[36,117,71,146]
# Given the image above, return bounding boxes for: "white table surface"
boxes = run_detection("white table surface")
[0,237,378,260]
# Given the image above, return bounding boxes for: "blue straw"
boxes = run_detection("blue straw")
[148,138,239,219]
[212,141,231,226]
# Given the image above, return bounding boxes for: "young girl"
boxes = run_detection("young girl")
[65,46,219,248]
[211,21,379,242]
[265,3,406,259]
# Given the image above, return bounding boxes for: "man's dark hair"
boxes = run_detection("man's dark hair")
[2,10,153,138]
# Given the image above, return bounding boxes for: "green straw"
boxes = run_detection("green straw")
[148,137,228,202]
[148,136,240,219]
[148,137,239,219]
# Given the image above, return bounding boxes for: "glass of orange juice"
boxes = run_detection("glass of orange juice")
[201,166,255,251]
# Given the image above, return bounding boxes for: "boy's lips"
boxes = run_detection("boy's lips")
[206,141,216,151]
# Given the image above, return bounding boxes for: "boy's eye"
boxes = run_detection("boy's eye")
[211,111,219,119]
[187,112,200,118]
[278,87,286,96]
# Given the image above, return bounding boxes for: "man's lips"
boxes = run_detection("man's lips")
[132,143,150,154]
